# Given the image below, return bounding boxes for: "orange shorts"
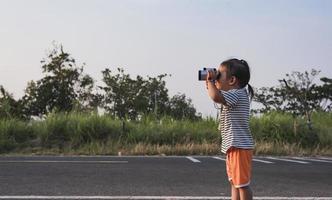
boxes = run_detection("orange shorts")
[226,147,253,188]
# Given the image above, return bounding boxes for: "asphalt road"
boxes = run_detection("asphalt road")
[0,156,331,199]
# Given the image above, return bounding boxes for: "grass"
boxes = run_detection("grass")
[0,111,331,156]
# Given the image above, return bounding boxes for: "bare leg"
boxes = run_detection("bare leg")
[231,184,240,200]
[239,186,253,200]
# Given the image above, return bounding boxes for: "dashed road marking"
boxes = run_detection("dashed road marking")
[212,157,274,164]
[253,158,274,164]
[265,157,309,164]
[212,156,226,161]
[186,156,201,163]
[292,157,332,164]
[317,156,332,161]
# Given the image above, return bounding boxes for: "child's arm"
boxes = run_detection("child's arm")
[206,81,227,105]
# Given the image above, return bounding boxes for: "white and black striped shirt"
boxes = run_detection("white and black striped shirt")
[218,87,254,153]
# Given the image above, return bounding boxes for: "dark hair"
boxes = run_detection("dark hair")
[221,58,254,100]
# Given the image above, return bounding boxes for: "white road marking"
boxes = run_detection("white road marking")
[212,156,273,164]
[212,156,226,161]
[186,156,201,163]
[292,157,332,164]
[0,160,128,164]
[253,158,274,164]
[251,198,332,200]
[317,156,332,161]
[265,157,309,164]
[0,196,331,200]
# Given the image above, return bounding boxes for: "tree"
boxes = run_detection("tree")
[21,43,97,117]
[143,74,170,117]
[167,93,200,120]
[254,69,330,124]
[279,69,322,130]
[7,43,201,120]
[0,86,25,119]
[100,68,170,120]
[100,68,201,120]
[316,77,332,111]
[101,68,137,119]
[254,69,331,146]
[73,73,102,113]
[253,87,284,113]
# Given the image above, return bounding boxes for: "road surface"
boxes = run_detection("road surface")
[0,156,331,199]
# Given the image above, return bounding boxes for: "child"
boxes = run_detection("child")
[206,58,254,200]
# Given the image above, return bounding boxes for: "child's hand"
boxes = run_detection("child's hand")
[205,70,215,89]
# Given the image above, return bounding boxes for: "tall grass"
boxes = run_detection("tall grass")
[0,119,35,152]
[0,111,331,155]
[32,112,124,148]
[250,112,310,144]
[311,112,332,147]
[125,115,218,145]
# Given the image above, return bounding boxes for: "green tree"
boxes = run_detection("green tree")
[254,69,331,146]
[143,74,170,117]
[279,69,322,130]
[101,68,137,119]
[0,86,25,119]
[254,69,329,125]
[167,93,200,120]
[253,86,284,113]
[100,68,170,120]
[316,77,332,111]
[21,43,96,117]
[100,68,201,120]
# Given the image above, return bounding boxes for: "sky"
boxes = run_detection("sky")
[0,0,331,117]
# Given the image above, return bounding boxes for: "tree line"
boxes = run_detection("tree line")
[0,44,201,121]
[254,69,331,128]
[0,43,331,123]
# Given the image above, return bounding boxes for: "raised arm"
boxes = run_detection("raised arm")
[206,71,227,105]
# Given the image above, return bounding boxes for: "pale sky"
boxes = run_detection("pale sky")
[0,0,331,117]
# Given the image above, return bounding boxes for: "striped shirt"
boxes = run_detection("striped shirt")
[218,87,254,154]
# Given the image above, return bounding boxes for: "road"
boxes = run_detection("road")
[0,156,331,199]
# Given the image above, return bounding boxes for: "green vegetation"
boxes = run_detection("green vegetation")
[0,111,331,156]
[0,43,201,121]
[0,43,331,156]
[250,111,332,155]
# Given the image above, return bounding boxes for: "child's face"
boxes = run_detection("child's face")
[215,65,239,91]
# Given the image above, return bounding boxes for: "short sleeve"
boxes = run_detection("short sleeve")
[220,89,240,109]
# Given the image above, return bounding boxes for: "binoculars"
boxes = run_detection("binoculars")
[198,68,221,81]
